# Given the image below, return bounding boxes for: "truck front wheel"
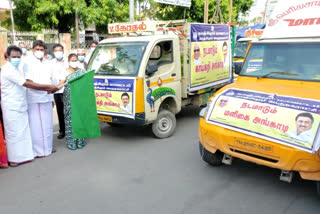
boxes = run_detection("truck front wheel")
[152,109,176,139]
[199,142,223,166]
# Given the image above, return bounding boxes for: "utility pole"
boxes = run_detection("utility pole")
[75,0,79,48]
[129,0,134,23]
[204,0,209,23]
[8,0,16,43]
[229,0,232,23]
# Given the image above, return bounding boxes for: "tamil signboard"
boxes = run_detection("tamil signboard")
[262,0,320,39]
[108,22,156,34]
[207,88,320,153]
[94,77,136,119]
[189,24,232,92]
[154,0,191,7]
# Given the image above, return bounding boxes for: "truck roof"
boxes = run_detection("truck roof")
[253,38,320,44]
[261,0,320,40]
[99,34,179,44]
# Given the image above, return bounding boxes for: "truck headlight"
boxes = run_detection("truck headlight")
[199,101,212,119]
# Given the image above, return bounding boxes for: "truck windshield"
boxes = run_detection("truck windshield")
[234,41,249,58]
[240,43,320,81]
[87,42,148,76]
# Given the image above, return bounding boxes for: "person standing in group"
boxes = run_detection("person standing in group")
[85,41,98,63]
[24,40,57,158]
[63,53,86,150]
[18,42,28,60]
[1,45,58,166]
[77,48,87,70]
[52,44,68,139]
[0,121,7,168]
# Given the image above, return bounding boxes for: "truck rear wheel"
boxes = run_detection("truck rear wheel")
[199,142,223,166]
[317,181,320,197]
[152,109,176,139]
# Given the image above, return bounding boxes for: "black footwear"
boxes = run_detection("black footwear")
[57,133,65,139]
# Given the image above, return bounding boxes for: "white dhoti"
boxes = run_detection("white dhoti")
[28,102,53,157]
[2,109,34,163]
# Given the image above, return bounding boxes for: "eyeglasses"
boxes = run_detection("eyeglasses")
[194,49,200,53]
[220,100,228,103]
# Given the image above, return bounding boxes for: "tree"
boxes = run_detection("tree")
[138,0,254,24]
[11,0,129,33]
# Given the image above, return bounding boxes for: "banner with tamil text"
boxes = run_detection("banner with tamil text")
[94,77,136,119]
[207,88,320,153]
[189,24,232,92]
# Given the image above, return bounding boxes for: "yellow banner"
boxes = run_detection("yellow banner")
[207,89,320,153]
[190,41,230,90]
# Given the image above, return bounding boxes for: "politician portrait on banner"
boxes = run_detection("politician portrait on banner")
[189,24,232,92]
[206,88,320,153]
[94,77,136,119]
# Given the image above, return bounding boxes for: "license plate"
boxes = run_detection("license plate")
[98,115,112,123]
[234,138,274,154]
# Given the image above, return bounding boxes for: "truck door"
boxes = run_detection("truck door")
[144,39,182,122]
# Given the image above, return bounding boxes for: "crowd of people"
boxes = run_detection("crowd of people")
[0,40,98,168]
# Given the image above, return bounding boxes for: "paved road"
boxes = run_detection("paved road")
[0,106,319,214]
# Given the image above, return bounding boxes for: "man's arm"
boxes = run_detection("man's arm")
[23,80,59,93]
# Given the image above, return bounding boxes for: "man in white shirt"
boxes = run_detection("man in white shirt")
[18,42,28,59]
[289,112,314,143]
[120,92,132,114]
[77,48,87,70]
[24,40,57,158]
[85,40,98,63]
[193,43,201,66]
[51,44,68,139]
[222,41,229,67]
[1,45,58,166]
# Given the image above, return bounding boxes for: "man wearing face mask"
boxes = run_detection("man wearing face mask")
[85,40,98,63]
[24,40,57,158]
[51,44,69,139]
[1,45,59,166]
[77,48,87,70]
[18,42,28,59]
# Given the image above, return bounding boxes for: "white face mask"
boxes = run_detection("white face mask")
[90,47,95,52]
[69,61,78,69]
[54,51,63,60]
[34,51,44,59]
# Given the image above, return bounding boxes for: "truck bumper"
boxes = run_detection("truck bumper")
[199,118,320,181]
[99,113,146,126]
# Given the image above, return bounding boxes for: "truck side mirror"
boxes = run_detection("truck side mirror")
[234,62,243,75]
[146,62,158,76]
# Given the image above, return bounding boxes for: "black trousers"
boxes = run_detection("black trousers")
[54,93,65,134]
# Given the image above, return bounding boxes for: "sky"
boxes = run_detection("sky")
[247,0,267,20]
[0,0,10,9]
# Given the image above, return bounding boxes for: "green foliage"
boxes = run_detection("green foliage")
[11,0,253,33]
[138,0,254,24]
[11,0,129,33]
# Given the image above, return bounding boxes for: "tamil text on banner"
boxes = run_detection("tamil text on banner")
[94,77,136,119]
[108,22,156,34]
[154,0,191,7]
[189,24,232,92]
[207,88,320,153]
[70,70,101,139]
[262,0,320,39]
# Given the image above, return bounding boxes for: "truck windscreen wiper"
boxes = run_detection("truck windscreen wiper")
[258,71,299,79]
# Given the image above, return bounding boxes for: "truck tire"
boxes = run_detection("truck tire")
[152,109,176,139]
[199,142,223,166]
[317,181,320,197]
